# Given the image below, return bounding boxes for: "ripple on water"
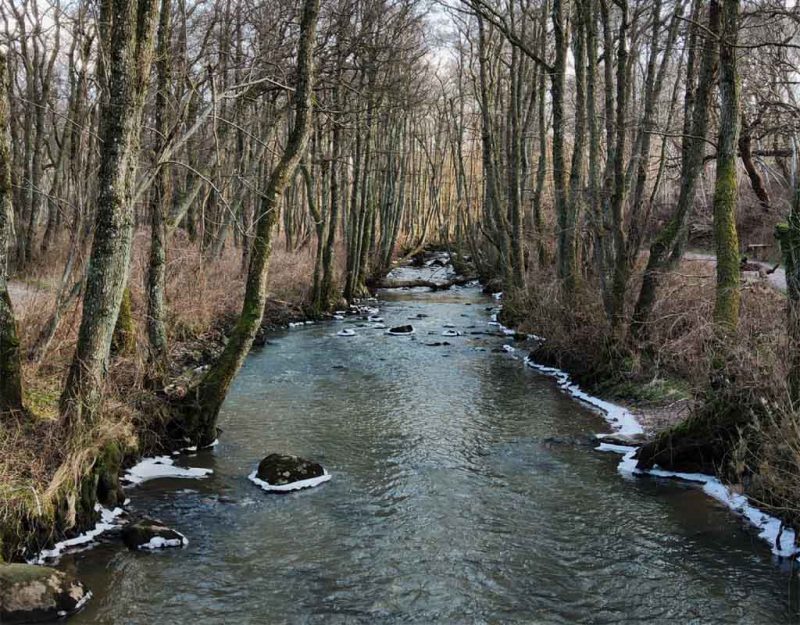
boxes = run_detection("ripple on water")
[63,287,800,625]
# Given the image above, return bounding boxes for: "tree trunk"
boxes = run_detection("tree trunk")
[319,79,341,310]
[146,0,174,381]
[60,0,159,431]
[172,0,320,446]
[0,51,23,416]
[712,0,741,334]
[738,115,770,211]
[552,0,572,291]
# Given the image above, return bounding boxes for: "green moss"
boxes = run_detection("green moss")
[606,376,691,404]
[94,441,126,506]
[23,383,60,420]
[112,287,136,355]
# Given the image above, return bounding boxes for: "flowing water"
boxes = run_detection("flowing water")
[61,283,799,624]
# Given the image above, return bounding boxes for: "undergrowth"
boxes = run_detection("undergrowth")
[501,251,800,530]
[1,231,338,559]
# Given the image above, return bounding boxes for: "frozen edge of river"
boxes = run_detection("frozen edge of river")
[248,470,331,492]
[491,304,799,558]
[31,505,125,564]
[31,453,214,563]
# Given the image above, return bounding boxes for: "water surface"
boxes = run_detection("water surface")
[64,286,799,624]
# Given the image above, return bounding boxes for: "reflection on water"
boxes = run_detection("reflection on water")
[63,287,798,624]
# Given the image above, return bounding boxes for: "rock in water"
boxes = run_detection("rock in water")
[256,454,323,485]
[0,563,90,623]
[597,433,649,448]
[121,518,188,551]
[250,454,331,492]
[388,325,414,335]
[541,435,598,449]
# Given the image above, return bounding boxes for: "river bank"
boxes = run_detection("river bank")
[487,293,799,559]
[50,266,800,624]
[0,238,336,563]
[490,249,800,556]
[4,248,800,624]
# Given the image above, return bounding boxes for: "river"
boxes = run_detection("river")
[60,282,799,624]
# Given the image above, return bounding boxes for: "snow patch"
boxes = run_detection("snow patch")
[32,506,124,564]
[58,590,93,617]
[122,456,213,485]
[174,438,219,455]
[248,470,331,492]
[523,358,644,437]
[138,533,188,550]
[600,446,798,557]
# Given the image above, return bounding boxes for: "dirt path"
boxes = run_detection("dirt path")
[7,280,49,312]
[683,251,787,292]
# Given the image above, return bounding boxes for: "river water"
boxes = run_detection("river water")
[61,283,799,624]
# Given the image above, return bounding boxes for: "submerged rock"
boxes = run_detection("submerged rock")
[388,325,414,335]
[541,435,598,449]
[121,518,188,551]
[0,563,90,623]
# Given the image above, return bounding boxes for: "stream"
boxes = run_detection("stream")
[58,279,799,624]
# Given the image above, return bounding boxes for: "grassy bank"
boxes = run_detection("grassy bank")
[496,252,800,532]
[0,233,336,560]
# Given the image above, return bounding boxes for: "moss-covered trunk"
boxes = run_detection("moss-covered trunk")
[0,51,24,417]
[637,0,743,475]
[60,0,158,431]
[712,0,741,334]
[170,0,320,446]
[776,193,800,404]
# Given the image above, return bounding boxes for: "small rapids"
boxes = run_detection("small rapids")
[61,259,799,624]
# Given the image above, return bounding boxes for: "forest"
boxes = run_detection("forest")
[2,0,800,622]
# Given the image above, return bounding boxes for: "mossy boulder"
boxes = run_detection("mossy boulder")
[121,518,187,551]
[255,454,324,486]
[0,563,90,623]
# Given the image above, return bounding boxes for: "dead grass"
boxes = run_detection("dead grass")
[2,228,331,555]
[504,247,800,527]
